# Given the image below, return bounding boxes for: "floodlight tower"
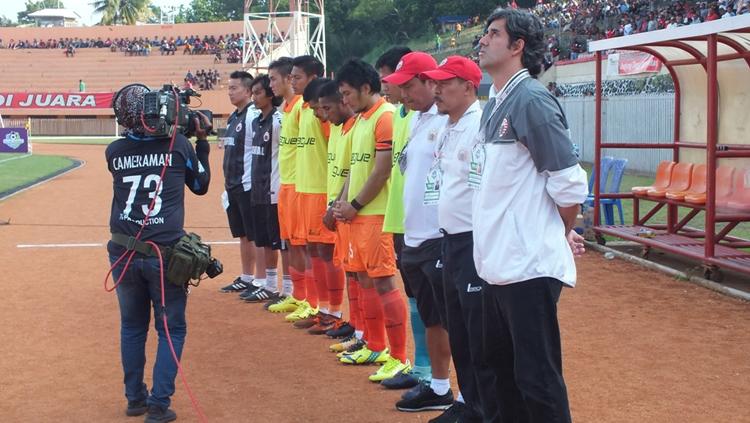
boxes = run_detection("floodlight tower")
[242,0,326,73]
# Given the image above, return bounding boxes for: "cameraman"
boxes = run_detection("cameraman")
[106,84,211,423]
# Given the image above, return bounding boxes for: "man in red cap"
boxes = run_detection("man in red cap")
[418,55,498,423]
[382,52,455,415]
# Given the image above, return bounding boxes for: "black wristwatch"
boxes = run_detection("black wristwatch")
[350,199,364,211]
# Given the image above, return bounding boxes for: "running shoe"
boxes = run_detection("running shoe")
[395,385,453,412]
[428,401,483,423]
[242,288,277,303]
[219,277,250,293]
[263,294,285,310]
[381,369,420,390]
[325,320,354,338]
[307,314,338,335]
[268,296,302,313]
[369,357,411,382]
[285,301,316,322]
[330,334,359,353]
[339,346,389,365]
[293,311,320,329]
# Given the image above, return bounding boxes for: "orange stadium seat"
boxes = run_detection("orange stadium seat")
[647,162,692,198]
[726,169,750,212]
[631,160,675,195]
[667,164,706,201]
[685,165,733,205]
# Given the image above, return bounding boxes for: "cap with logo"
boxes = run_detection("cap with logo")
[418,56,483,88]
[381,52,438,86]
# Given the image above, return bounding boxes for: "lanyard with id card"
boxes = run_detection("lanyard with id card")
[468,70,529,190]
[423,122,452,205]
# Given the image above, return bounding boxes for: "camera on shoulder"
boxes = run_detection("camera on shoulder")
[142,84,214,138]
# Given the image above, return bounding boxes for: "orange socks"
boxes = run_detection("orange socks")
[346,277,361,330]
[326,262,346,315]
[361,286,386,352]
[289,267,306,301]
[380,288,408,362]
[311,257,329,311]
[304,268,318,308]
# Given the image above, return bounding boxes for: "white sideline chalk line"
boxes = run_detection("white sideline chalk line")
[17,240,240,249]
[0,154,32,165]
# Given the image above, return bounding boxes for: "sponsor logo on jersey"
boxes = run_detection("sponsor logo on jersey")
[331,166,350,178]
[297,137,316,146]
[350,152,372,164]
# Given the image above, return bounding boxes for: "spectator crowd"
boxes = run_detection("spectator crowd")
[0,32,283,66]
[184,69,221,91]
[533,0,750,60]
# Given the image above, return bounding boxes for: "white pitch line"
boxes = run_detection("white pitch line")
[0,154,32,165]
[17,243,103,248]
[16,240,240,249]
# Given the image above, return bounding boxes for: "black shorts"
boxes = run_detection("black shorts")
[400,237,446,328]
[252,203,283,250]
[392,233,414,298]
[226,188,255,240]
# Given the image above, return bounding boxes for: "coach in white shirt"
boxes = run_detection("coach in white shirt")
[475,9,588,423]
[419,56,498,423]
[382,52,455,413]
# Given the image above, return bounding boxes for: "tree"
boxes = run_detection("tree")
[0,15,17,27]
[18,0,65,25]
[91,0,150,25]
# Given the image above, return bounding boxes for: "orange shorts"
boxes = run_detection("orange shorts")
[348,215,396,278]
[278,184,306,246]
[299,193,336,244]
[334,222,353,270]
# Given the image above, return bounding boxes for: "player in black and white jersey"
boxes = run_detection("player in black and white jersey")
[240,73,286,303]
[106,84,211,422]
[218,71,266,296]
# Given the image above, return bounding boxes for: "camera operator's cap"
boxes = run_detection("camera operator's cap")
[419,56,483,88]
[381,52,438,86]
[112,83,151,133]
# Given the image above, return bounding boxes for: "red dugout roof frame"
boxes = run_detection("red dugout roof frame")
[587,15,750,279]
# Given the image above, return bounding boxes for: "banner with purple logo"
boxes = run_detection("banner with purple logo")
[0,128,29,153]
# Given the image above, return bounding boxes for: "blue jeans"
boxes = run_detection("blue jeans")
[110,253,187,409]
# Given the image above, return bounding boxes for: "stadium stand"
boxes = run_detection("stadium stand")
[0,20,291,118]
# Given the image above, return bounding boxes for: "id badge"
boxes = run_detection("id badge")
[423,163,442,205]
[468,142,486,190]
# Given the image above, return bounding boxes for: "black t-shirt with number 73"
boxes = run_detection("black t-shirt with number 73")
[105,133,211,250]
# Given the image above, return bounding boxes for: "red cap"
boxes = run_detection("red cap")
[381,52,438,86]
[419,56,483,88]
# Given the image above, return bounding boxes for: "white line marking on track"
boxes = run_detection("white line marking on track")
[16,240,240,249]
[17,243,103,248]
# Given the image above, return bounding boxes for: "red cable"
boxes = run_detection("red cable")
[147,241,208,423]
[104,89,207,422]
[105,88,179,292]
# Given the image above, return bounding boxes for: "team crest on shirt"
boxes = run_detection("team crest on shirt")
[498,117,510,137]
[439,58,448,66]
[263,131,270,142]
[396,60,404,71]
[235,122,243,132]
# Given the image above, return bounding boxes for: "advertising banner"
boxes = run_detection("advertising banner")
[607,52,662,76]
[0,92,114,109]
[0,128,29,153]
